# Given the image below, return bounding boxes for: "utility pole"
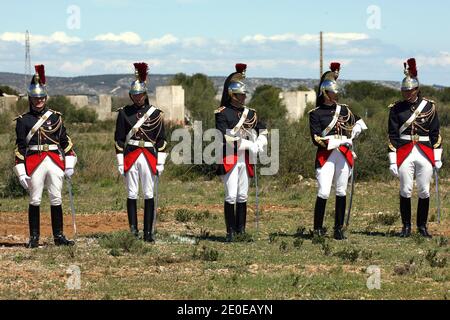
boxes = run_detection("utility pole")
[319,31,323,79]
[24,30,32,93]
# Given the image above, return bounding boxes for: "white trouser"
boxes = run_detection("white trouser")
[316,149,350,200]
[29,156,65,206]
[221,150,249,204]
[125,153,155,200]
[399,144,433,199]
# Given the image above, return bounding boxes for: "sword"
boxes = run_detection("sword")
[434,167,441,224]
[243,127,260,233]
[152,174,159,239]
[345,142,357,227]
[66,177,77,239]
[254,162,260,233]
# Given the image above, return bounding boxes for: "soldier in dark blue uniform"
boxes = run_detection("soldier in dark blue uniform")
[387,58,443,238]
[215,64,268,241]
[309,63,368,240]
[114,62,167,242]
[14,65,76,248]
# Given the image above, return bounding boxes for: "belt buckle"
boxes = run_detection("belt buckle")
[43,144,49,152]
[138,140,145,148]
[413,134,420,142]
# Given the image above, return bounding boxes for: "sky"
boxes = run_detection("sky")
[1,0,449,85]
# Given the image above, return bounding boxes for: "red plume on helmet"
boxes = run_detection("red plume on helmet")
[406,58,418,78]
[34,64,46,85]
[133,62,148,82]
[330,62,341,72]
[235,63,247,73]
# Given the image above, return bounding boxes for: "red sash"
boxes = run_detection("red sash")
[397,143,434,167]
[316,146,354,168]
[124,148,157,174]
[222,152,255,178]
[26,152,65,175]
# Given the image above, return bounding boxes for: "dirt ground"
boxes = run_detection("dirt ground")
[1,203,449,247]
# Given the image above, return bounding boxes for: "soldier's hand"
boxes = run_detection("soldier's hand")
[65,168,74,178]
[118,165,124,176]
[19,175,31,190]
[389,164,399,178]
[435,160,442,170]
[351,124,362,140]
[156,164,164,176]
[340,139,353,148]
[250,142,259,155]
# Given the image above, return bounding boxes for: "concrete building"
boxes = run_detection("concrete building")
[65,85,185,123]
[148,85,185,125]
[96,94,114,121]
[66,95,89,110]
[156,86,185,125]
[279,90,316,121]
[66,94,114,121]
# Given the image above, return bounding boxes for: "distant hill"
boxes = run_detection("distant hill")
[0,72,442,97]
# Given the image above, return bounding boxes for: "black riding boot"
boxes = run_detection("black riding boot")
[417,197,432,238]
[224,202,236,242]
[51,205,75,246]
[334,196,347,240]
[127,198,139,237]
[143,198,155,242]
[313,197,327,236]
[236,202,247,234]
[26,205,40,248]
[400,196,412,238]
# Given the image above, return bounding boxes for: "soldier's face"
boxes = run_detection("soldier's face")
[131,93,146,107]
[325,91,339,103]
[402,88,418,102]
[30,97,46,110]
[234,93,246,105]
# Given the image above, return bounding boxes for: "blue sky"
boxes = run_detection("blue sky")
[1,0,449,85]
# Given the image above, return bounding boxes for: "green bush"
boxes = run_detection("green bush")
[248,85,287,126]
[47,96,97,123]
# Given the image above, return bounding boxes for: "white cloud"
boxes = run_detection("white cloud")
[0,30,447,84]
[93,32,142,45]
[417,52,450,67]
[145,34,179,49]
[60,59,95,73]
[0,32,81,45]
[182,37,208,48]
[242,32,369,46]
[386,53,450,68]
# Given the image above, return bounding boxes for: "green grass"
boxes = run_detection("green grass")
[0,177,448,300]
[0,130,449,299]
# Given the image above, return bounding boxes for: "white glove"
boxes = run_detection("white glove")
[19,175,31,190]
[351,120,368,139]
[434,149,443,170]
[65,168,74,178]
[328,137,352,150]
[389,164,399,177]
[238,139,255,151]
[116,153,124,176]
[256,134,268,153]
[388,152,399,177]
[64,155,77,178]
[341,139,353,147]
[156,152,168,176]
[13,163,31,190]
[351,124,362,139]
[250,142,259,155]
